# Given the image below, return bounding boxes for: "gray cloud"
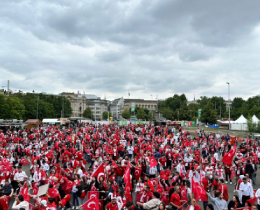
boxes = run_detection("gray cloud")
[0,0,260,101]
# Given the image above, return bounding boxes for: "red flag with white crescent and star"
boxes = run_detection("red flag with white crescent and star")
[91,164,105,182]
[82,195,99,210]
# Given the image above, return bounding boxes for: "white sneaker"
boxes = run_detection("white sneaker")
[230,182,232,184]
[225,181,228,183]
[76,207,79,209]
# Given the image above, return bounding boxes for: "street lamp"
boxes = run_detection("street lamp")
[226,82,230,135]
[151,95,153,121]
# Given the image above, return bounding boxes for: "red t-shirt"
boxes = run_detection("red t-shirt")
[106,202,119,210]
[0,196,10,210]
[170,193,181,207]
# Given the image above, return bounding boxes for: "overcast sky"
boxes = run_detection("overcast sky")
[1,0,260,101]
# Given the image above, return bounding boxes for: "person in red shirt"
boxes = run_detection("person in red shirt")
[170,186,184,210]
[0,189,13,210]
[144,175,154,192]
[106,196,119,210]
[218,179,229,201]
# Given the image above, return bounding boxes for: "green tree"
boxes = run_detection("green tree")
[201,101,217,124]
[188,103,200,120]
[5,97,25,119]
[162,107,174,120]
[0,95,9,119]
[102,111,112,120]
[179,101,191,120]
[83,107,93,119]
[237,103,249,119]
[148,110,156,121]
[121,108,131,119]
[136,108,146,120]
[210,96,226,118]
[249,105,260,117]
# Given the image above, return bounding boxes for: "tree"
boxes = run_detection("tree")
[5,97,25,120]
[162,107,174,120]
[136,108,146,120]
[102,111,112,120]
[148,110,156,121]
[201,101,217,124]
[249,105,260,117]
[83,107,93,119]
[121,109,131,119]
[0,95,9,119]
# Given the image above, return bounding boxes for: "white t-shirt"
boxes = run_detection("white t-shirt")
[14,171,28,182]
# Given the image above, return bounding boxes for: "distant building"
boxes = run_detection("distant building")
[123,99,158,112]
[0,89,4,95]
[60,92,90,117]
[110,98,124,120]
[86,98,110,120]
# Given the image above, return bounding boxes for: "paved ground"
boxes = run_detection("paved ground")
[8,136,259,209]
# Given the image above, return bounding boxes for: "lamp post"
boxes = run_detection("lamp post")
[226,82,230,135]
[151,95,153,122]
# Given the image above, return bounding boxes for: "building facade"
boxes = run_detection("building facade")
[60,92,89,117]
[123,99,158,111]
[86,98,110,120]
[110,98,124,120]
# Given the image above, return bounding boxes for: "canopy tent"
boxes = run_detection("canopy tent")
[233,115,247,123]
[42,119,60,124]
[24,119,42,125]
[252,115,259,123]
[230,115,247,131]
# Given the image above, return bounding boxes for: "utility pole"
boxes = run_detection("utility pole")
[151,95,153,122]
[220,97,221,119]
[62,97,64,118]
[226,82,230,134]
[36,95,39,119]
[7,80,10,96]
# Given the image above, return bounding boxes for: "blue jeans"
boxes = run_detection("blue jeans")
[203,201,208,210]
[116,176,122,187]
[72,192,79,207]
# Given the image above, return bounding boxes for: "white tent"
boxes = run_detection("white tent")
[252,115,259,123]
[230,115,248,131]
[234,115,247,123]
[42,119,60,124]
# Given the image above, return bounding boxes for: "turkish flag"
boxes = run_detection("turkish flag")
[230,169,236,180]
[91,164,105,182]
[66,180,74,191]
[191,178,197,194]
[180,187,188,202]
[32,182,39,195]
[82,195,99,210]
[87,191,100,200]
[222,144,236,166]
[20,157,30,166]
[48,187,60,198]
[19,183,30,202]
[150,178,159,186]
[236,208,251,210]
[98,200,103,210]
[192,178,207,202]
[180,168,185,179]
[150,156,158,168]
[124,162,131,185]
[247,197,257,205]
[134,167,142,180]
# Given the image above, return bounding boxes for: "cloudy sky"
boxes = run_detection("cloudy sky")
[1,0,260,101]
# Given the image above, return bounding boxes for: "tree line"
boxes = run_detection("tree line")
[158,94,260,125]
[0,92,72,121]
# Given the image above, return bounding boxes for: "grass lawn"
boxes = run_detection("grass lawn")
[184,126,249,139]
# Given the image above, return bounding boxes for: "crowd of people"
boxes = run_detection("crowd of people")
[0,122,259,210]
